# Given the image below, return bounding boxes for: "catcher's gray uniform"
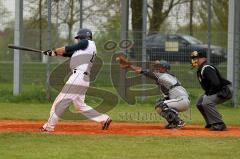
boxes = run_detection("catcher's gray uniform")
[141,68,190,128]
[142,70,190,112]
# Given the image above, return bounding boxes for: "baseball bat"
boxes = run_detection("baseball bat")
[8,44,44,54]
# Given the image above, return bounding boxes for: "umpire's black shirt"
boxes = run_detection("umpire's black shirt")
[197,61,231,95]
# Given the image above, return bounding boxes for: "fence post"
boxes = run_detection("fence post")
[227,0,240,107]
[207,0,212,63]
[13,0,23,95]
[46,0,52,100]
[79,0,83,29]
[141,0,147,101]
[119,0,129,98]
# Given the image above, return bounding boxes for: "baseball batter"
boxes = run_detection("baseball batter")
[125,60,190,128]
[40,28,112,132]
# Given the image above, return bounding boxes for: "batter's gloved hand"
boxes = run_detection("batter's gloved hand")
[43,50,57,56]
[116,54,132,69]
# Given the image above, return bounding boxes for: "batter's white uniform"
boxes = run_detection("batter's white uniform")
[42,40,110,131]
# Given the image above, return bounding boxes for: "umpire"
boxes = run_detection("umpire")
[191,51,233,131]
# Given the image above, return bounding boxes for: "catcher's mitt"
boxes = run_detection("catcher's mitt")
[116,55,132,69]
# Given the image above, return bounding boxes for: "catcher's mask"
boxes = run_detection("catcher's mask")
[190,51,206,67]
[153,60,170,72]
[75,28,92,40]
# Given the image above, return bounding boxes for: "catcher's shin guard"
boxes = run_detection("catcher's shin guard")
[155,101,181,124]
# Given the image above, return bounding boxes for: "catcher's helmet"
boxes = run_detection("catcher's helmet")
[74,28,92,40]
[153,60,171,70]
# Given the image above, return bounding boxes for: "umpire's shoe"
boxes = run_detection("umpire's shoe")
[210,122,227,131]
[102,118,112,130]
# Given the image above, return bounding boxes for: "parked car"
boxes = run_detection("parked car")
[144,33,226,64]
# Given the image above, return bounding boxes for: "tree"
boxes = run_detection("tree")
[0,1,11,30]
[193,0,228,31]
[130,0,189,61]
[51,0,119,44]
[189,0,193,35]
[148,0,189,34]
[0,27,14,61]
[211,0,228,31]
[131,0,143,62]
[191,0,228,47]
[0,1,12,61]
[176,0,229,48]
[23,0,120,46]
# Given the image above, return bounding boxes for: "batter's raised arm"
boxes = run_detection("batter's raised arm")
[63,39,89,57]
[44,39,89,57]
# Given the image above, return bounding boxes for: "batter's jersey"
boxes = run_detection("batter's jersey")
[68,40,97,74]
[141,70,189,99]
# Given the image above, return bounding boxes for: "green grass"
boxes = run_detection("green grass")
[0,84,51,103]
[0,133,239,159]
[0,62,238,159]
[0,81,238,125]
[0,101,239,125]
[0,67,239,159]
[0,103,50,120]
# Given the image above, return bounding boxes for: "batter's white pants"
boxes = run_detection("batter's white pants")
[43,70,110,131]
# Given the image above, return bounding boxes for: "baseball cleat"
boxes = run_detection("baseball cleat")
[39,127,53,133]
[165,120,186,129]
[102,118,112,130]
[165,122,176,129]
[175,120,186,129]
[39,127,49,133]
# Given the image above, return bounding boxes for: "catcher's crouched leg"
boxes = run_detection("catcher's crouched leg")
[155,101,185,129]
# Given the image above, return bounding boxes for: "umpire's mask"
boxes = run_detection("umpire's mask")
[190,51,206,68]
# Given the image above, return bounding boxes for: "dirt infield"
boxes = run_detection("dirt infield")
[0,120,239,137]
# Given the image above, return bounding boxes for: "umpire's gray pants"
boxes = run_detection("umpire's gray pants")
[196,87,232,125]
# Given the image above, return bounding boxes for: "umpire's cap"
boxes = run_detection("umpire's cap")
[191,50,207,59]
[75,28,92,40]
[153,60,171,70]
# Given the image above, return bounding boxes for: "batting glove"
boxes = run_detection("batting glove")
[43,50,57,56]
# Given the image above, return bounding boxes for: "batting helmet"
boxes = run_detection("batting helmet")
[74,28,92,40]
[153,60,171,70]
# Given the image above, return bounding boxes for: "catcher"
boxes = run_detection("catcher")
[116,55,190,129]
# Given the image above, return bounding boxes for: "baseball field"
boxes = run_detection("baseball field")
[0,62,240,159]
[0,82,240,159]
[1,0,240,158]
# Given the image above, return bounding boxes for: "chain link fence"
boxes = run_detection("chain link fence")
[0,0,238,106]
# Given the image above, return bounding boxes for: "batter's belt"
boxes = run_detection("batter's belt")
[73,69,89,75]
